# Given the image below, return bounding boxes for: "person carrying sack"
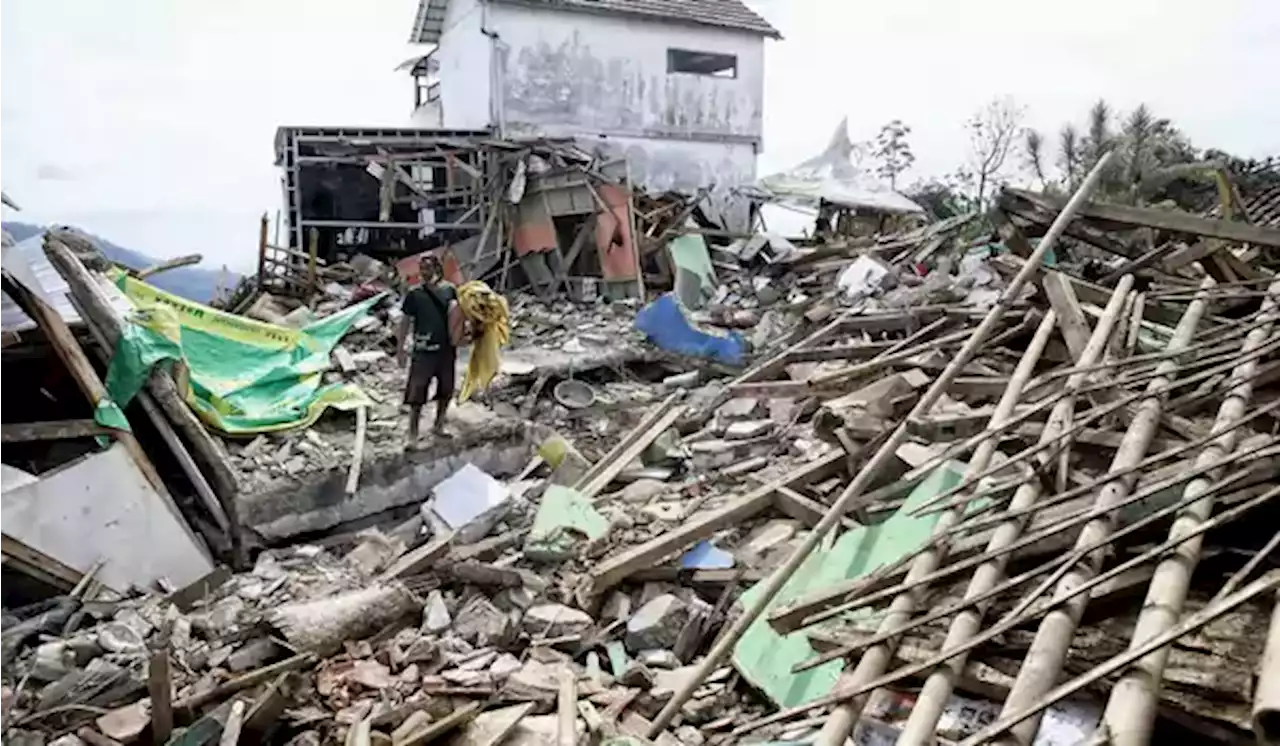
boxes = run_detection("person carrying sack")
[396,253,473,443]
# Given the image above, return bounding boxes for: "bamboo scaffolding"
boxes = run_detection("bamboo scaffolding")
[955,571,1280,746]
[1100,278,1280,746]
[992,278,1212,745]
[895,275,1139,744]
[731,482,1280,739]
[643,149,1119,742]
[791,444,1277,671]
[803,153,1119,746]
[771,398,1280,637]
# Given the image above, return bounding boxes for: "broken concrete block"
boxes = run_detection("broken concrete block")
[423,590,452,634]
[49,734,84,746]
[347,660,395,690]
[393,635,437,668]
[490,652,523,679]
[638,649,681,669]
[454,597,512,647]
[226,638,281,672]
[625,594,692,653]
[617,478,668,504]
[522,604,594,638]
[31,641,74,682]
[429,464,512,544]
[345,529,405,576]
[538,435,592,487]
[724,419,773,440]
[97,699,150,743]
[663,371,700,390]
[716,397,760,420]
[524,485,609,562]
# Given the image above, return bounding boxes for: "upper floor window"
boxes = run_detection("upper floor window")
[667,49,737,79]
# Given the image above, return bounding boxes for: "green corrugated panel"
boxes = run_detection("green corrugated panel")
[732,461,967,708]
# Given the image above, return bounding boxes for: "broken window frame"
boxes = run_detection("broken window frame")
[666,48,738,79]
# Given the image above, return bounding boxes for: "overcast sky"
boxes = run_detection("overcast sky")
[3,0,1278,272]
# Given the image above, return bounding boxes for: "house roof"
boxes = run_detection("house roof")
[410,0,781,43]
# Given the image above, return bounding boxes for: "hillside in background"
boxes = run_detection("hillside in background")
[3,221,239,304]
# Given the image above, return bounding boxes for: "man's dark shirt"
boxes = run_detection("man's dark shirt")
[402,283,457,355]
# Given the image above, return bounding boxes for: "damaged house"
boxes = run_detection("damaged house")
[407,0,780,227]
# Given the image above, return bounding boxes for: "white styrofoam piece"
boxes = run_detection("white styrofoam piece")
[430,463,511,541]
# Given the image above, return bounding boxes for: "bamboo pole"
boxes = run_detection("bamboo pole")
[1214,529,1280,603]
[993,277,1212,745]
[894,275,1136,745]
[956,571,1280,746]
[1101,277,1280,746]
[904,333,1280,519]
[808,154,1119,746]
[646,150,1119,742]
[792,466,1278,674]
[732,483,1280,739]
[1254,589,1280,744]
[809,312,1051,742]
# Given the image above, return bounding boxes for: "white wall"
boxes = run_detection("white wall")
[489,4,765,143]
[2,444,213,592]
[410,0,493,130]
[413,1,767,226]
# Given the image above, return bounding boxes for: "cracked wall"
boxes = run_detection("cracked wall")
[492,6,763,142]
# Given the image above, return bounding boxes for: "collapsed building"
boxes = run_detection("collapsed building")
[6,140,1280,746]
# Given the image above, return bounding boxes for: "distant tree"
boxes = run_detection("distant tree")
[1058,125,1082,187]
[965,97,1026,209]
[872,120,915,189]
[1022,100,1207,205]
[1023,129,1050,189]
[906,174,977,219]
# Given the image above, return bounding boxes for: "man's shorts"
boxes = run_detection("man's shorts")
[405,350,456,406]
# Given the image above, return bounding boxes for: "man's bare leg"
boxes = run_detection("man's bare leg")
[407,404,423,444]
[433,396,451,437]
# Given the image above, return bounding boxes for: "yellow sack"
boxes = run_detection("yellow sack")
[456,280,510,401]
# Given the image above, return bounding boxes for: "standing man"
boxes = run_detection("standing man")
[397,254,457,442]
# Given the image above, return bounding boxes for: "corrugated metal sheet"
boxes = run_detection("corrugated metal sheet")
[1,233,81,333]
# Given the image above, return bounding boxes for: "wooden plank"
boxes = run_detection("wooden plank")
[1,275,168,498]
[148,646,174,744]
[379,534,453,581]
[573,393,679,492]
[1,534,82,591]
[585,452,843,597]
[577,404,685,499]
[1014,188,1280,248]
[345,406,368,494]
[1040,273,1091,362]
[166,566,233,612]
[45,236,246,565]
[1,419,111,442]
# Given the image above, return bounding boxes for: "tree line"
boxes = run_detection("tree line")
[852,98,1278,219]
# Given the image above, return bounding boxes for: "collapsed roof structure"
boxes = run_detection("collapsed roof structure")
[5,136,1280,746]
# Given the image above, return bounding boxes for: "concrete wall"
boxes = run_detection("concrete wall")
[490,4,764,143]
[2,444,213,592]
[409,0,493,130]
[414,2,765,224]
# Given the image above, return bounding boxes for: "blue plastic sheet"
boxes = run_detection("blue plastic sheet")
[634,293,746,365]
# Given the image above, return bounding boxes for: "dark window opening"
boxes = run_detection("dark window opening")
[667,48,737,78]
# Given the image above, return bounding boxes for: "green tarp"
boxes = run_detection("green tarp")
[732,460,968,709]
[103,270,383,435]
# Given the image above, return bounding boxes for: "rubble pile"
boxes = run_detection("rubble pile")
[9,166,1280,746]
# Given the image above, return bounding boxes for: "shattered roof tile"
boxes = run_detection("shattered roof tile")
[411,0,781,42]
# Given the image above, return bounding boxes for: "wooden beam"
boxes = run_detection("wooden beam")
[1,534,82,591]
[584,452,843,597]
[1012,188,1280,248]
[44,235,246,566]
[1040,273,1091,362]
[1,274,170,501]
[1,419,112,442]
